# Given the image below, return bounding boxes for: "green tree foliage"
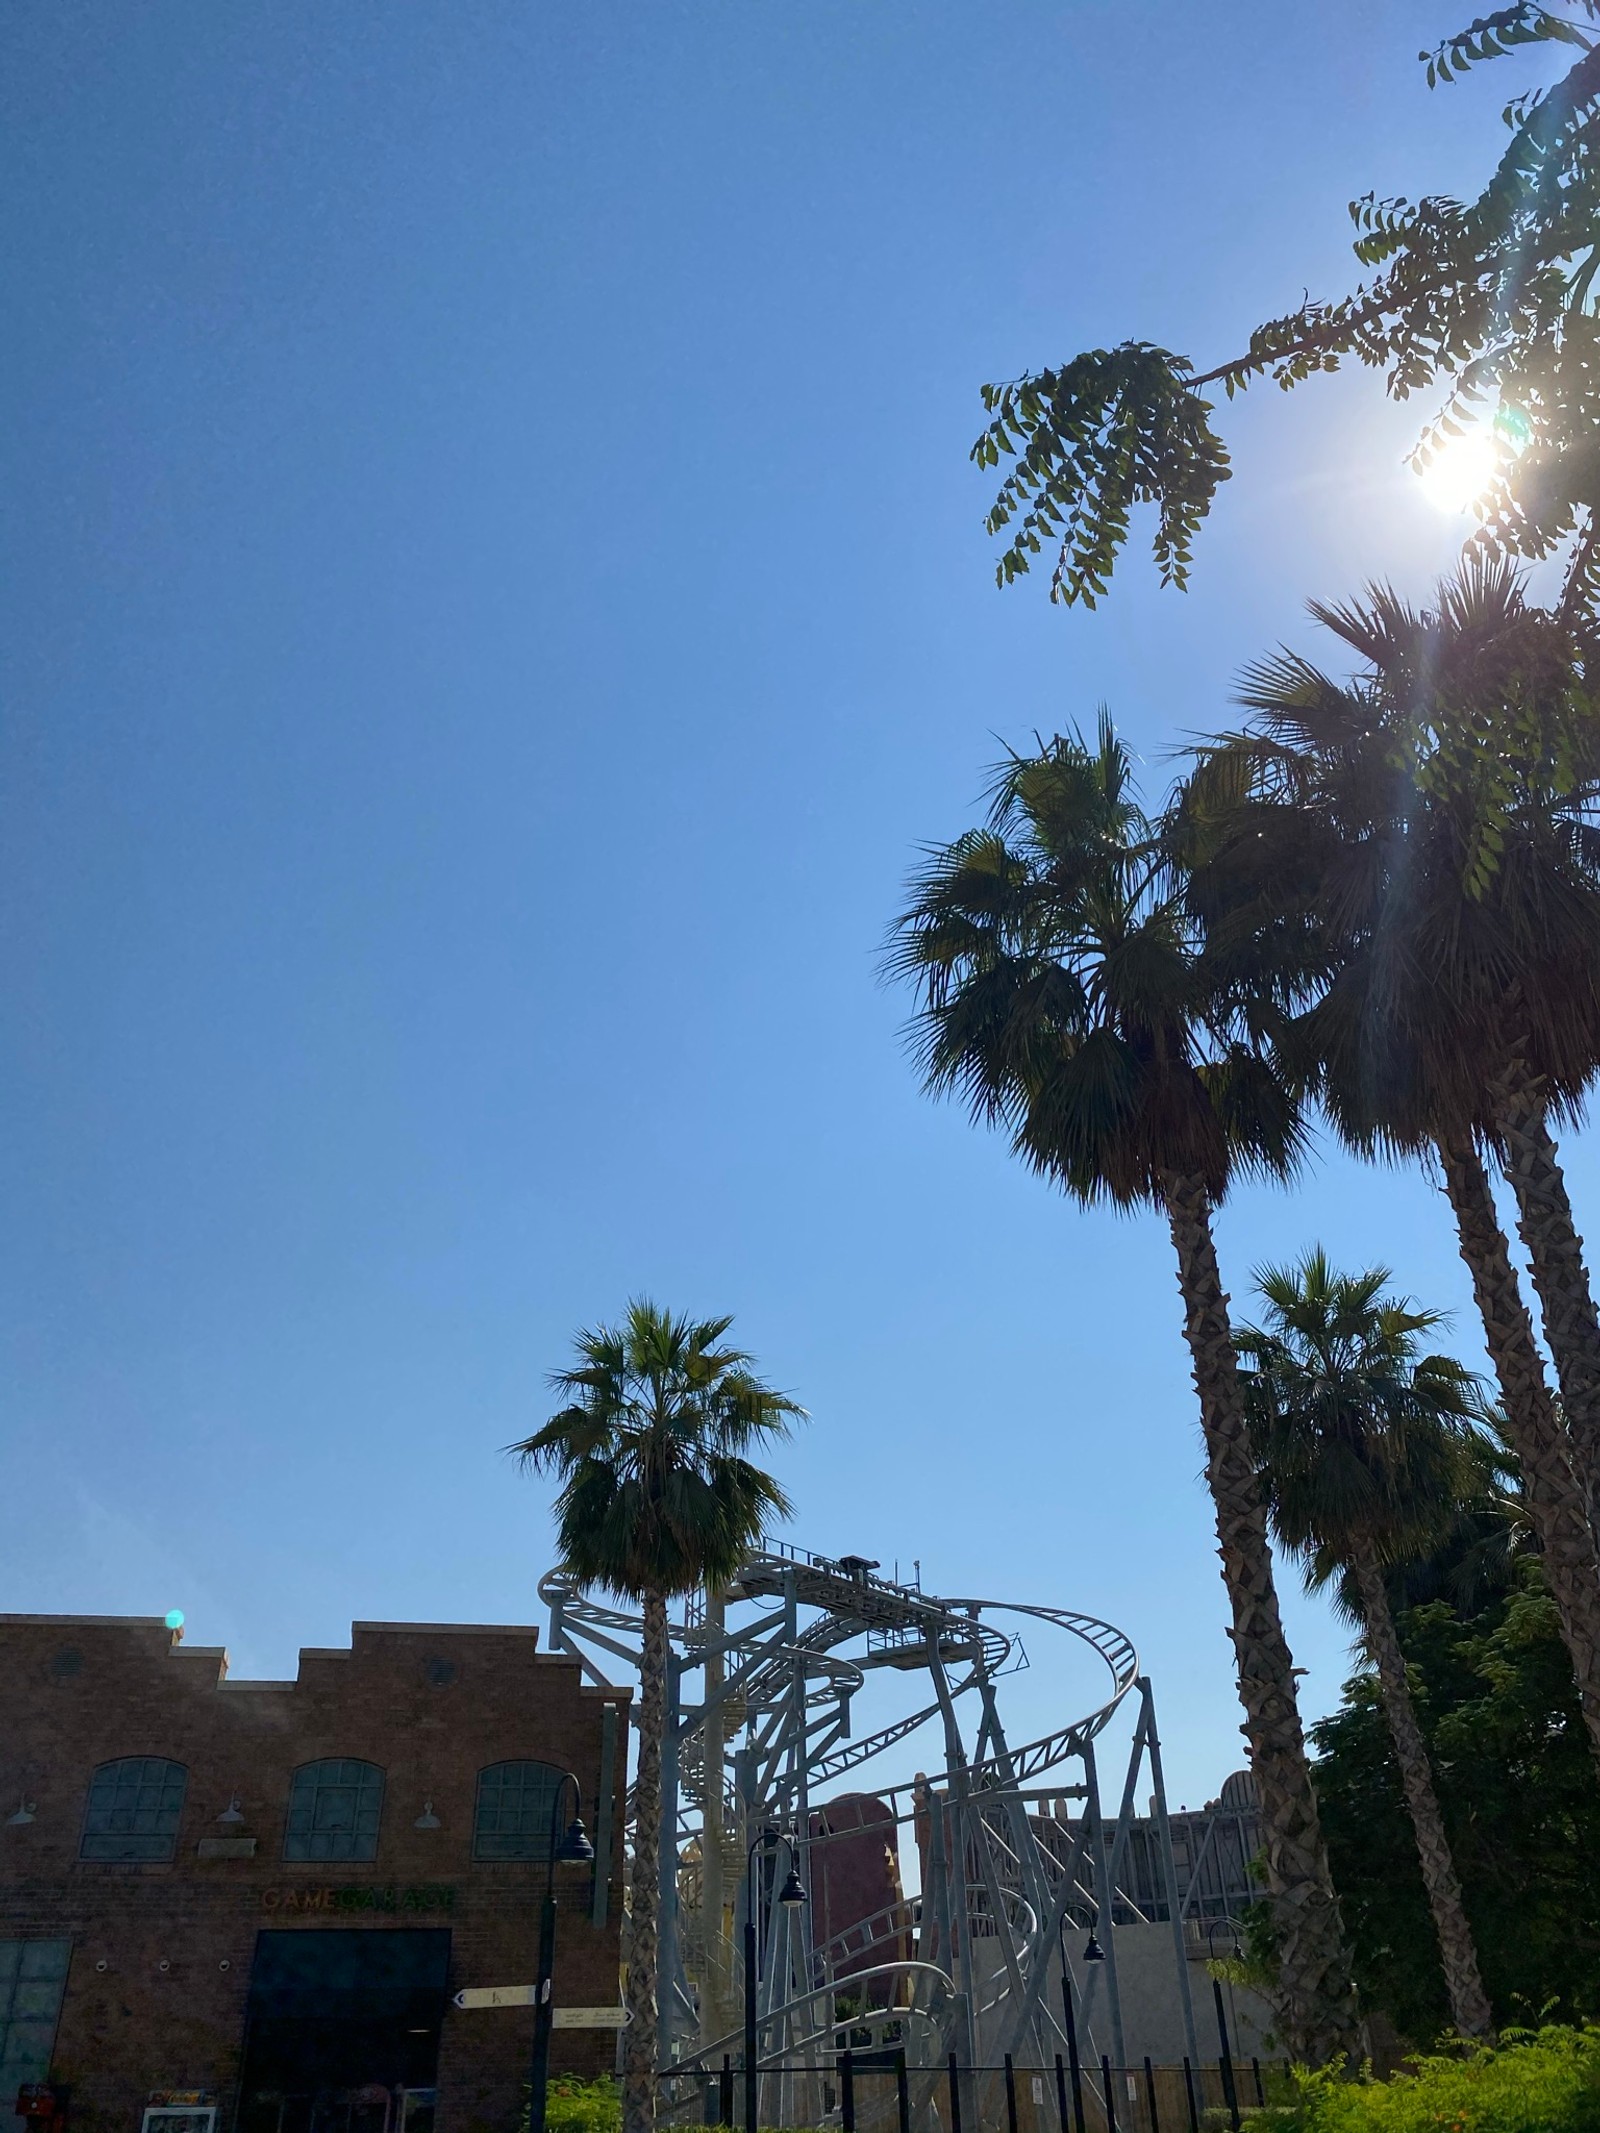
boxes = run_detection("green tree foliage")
[513,1301,800,1607]
[975,9,1600,611]
[1255,2026,1600,2130]
[1238,1253,1487,1591]
[1311,1556,1600,2041]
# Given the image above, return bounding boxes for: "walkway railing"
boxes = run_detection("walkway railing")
[658,2048,1285,2133]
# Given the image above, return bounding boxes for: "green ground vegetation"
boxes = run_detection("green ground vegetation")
[1254,2025,1600,2130]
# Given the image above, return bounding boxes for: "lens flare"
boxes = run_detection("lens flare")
[1416,432,1498,514]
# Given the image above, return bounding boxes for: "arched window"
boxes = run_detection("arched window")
[80,1757,188,1861]
[284,1759,384,1862]
[473,1761,567,1861]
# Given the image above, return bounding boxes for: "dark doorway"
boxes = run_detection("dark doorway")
[237,1929,450,2133]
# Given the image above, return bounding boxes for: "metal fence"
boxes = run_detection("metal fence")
[659,2048,1285,2133]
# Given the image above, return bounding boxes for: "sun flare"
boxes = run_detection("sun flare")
[1416,431,1499,515]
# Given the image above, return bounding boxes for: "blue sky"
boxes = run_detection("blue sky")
[5,2,1591,1807]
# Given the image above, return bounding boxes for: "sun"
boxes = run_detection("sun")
[1416,431,1499,515]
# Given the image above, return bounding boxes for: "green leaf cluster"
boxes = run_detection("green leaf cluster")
[886,716,1307,1209]
[539,2079,623,2133]
[973,347,1231,607]
[1310,1558,1600,2041]
[1178,560,1600,1152]
[1237,1250,1490,1601]
[980,11,1600,612]
[508,1300,802,1604]
[1251,2025,1600,2129]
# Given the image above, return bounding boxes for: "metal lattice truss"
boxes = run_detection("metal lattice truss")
[539,1541,1201,2097]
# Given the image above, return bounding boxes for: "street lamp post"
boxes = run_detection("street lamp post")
[1056,1917,1088,2133]
[528,1772,597,2133]
[742,1831,806,2133]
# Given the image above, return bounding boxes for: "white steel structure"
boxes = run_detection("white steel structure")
[540,1541,1200,2111]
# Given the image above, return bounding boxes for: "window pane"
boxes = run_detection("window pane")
[82,1760,186,1861]
[0,2020,56,2086]
[284,1762,383,1862]
[473,1762,564,1861]
[0,1943,69,2090]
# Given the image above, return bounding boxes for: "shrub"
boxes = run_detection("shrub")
[1251,2025,1600,2130]
[543,2078,622,2133]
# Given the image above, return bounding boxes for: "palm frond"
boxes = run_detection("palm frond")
[889,720,1309,1213]
[512,1300,802,1602]
[1237,1248,1491,1575]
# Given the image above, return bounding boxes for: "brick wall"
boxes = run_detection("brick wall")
[0,1616,630,2133]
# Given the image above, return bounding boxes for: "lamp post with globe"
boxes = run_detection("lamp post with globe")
[742,1832,806,2133]
[527,1773,596,2133]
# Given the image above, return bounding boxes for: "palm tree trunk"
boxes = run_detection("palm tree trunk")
[1489,1069,1600,1531]
[623,1590,669,2133]
[1162,1170,1360,2066]
[1437,1134,1600,1773]
[1350,1547,1494,2038]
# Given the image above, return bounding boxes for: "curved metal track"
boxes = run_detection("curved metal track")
[540,1538,1196,2088]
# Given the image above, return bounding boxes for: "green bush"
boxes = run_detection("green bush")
[543,2078,622,2133]
[1251,2026,1600,2131]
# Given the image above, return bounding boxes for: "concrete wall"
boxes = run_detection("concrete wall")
[1075,1923,1277,2068]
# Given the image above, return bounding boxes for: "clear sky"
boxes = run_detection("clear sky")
[5,3,1592,1808]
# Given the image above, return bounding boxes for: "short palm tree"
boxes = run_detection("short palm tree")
[888,719,1359,2065]
[1378,1425,1530,1624]
[1181,560,1600,1774]
[1238,1251,1494,2039]
[511,1302,802,2133]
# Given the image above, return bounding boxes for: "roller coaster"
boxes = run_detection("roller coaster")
[540,1541,1201,2121]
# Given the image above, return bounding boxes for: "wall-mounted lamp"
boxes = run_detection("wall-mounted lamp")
[217,1799,244,1826]
[414,1802,441,1831]
[5,1801,36,1827]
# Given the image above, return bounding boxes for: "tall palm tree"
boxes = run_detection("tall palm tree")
[511,1302,802,2133]
[1238,1250,1494,2038]
[888,720,1360,2065]
[1180,560,1600,1774]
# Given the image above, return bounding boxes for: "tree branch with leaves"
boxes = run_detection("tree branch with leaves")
[976,8,1600,613]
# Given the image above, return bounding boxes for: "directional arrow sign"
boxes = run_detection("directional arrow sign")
[451,1989,628,2025]
[453,1985,538,2011]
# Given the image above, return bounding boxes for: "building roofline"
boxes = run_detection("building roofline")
[0,1614,173,1628]
[0,1615,631,1694]
[352,1622,542,1638]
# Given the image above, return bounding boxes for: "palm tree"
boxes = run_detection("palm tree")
[888,719,1360,2065]
[1180,560,1600,1774]
[1377,1425,1530,1624]
[1238,1250,1495,2038]
[511,1302,802,2133]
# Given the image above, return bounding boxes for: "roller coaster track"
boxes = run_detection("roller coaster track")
[537,1535,1195,2080]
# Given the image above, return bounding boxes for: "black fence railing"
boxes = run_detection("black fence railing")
[659,2048,1286,2133]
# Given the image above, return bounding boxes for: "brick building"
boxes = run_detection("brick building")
[0,1614,630,2133]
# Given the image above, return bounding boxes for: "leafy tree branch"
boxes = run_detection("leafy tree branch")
[976,8,1600,612]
